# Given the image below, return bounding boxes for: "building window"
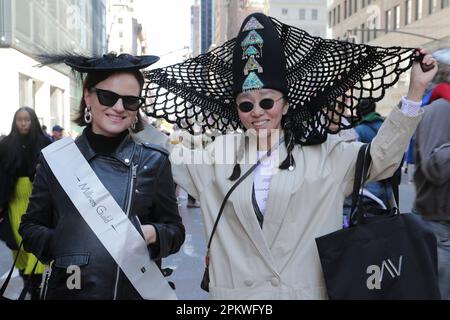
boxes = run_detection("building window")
[362,0,366,8]
[119,32,123,38]
[354,0,358,12]
[50,87,64,128]
[429,0,437,13]
[394,5,401,29]
[385,9,392,32]
[118,17,123,24]
[312,9,318,20]
[443,0,450,8]
[329,11,332,26]
[282,8,288,15]
[361,23,365,43]
[349,0,353,16]
[373,17,378,39]
[416,0,423,19]
[337,5,341,23]
[368,0,372,3]
[299,9,306,20]
[333,8,336,25]
[406,0,413,24]
[344,1,347,19]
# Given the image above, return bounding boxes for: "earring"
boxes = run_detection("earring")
[288,132,295,171]
[131,116,138,130]
[84,106,92,124]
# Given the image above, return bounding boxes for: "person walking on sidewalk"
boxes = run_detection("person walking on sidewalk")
[413,49,450,299]
[0,107,51,299]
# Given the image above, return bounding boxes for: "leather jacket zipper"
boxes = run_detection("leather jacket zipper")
[113,163,138,300]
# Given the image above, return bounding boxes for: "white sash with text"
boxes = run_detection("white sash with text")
[42,137,177,300]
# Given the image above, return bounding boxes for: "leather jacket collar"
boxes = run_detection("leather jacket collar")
[75,130,135,167]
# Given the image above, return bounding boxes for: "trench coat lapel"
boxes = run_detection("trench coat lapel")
[228,159,279,274]
[263,144,305,249]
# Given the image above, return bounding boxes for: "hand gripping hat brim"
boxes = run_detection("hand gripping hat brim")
[143,13,419,145]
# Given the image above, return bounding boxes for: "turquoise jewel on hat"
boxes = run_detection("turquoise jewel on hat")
[242,17,265,32]
[242,45,260,60]
[242,72,264,92]
[243,56,263,75]
[241,30,264,48]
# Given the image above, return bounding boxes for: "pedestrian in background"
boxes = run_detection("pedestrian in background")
[41,125,52,141]
[342,98,397,224]
[144,13,436,299]
[50,124,64,142]
[413,48,450,299]
[0,106,51,299]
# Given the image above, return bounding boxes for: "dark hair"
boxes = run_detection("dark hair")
[1,107,50,176]
[229,96,295,181]
[357,98,376,118]
[73,70,145,132]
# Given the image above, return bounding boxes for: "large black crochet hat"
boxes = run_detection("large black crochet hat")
[143,13,419,145]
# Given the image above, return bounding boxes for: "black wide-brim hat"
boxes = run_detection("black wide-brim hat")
[143,13,419,145]
[37,52,160,73]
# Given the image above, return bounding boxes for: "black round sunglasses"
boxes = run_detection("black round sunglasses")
[91,88,144,111]
[237,96,284,113]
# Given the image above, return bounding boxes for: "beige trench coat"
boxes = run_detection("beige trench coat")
[138,107,422,299]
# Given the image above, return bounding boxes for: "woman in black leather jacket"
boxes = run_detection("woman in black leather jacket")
[19,53,185,300]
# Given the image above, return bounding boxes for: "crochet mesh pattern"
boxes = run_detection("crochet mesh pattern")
[143,17,417,145]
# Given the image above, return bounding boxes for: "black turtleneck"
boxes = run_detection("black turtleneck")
[85,127,129,155]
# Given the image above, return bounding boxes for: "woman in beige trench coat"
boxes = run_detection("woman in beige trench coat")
[142,13,437,299]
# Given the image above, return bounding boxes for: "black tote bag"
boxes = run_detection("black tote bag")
[315,144,441,300]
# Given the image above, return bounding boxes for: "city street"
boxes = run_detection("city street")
[0,173,416,300]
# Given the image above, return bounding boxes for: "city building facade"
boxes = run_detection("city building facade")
[328,0,450,113]
[269,0,327,37]
[106,0,146,55]
[191,0,201,57]
[0,0,107,135]
[201,0,214,53]
[211,0,326,48]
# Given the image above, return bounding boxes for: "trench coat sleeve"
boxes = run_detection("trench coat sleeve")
[329,106,423,197]
[147,157,186,259]
[19,157,55,263]
[169,140,216,200]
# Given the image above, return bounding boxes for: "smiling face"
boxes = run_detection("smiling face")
[84,72,140,137]
[236,88,288,137]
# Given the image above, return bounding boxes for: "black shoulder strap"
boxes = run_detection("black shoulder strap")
[204,137,285,264]
[0,242,39,300]
[349,143,372,226]
[206,161,260,252]
[0,241,23,299]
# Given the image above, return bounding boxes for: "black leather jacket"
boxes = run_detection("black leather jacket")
[19,133,185,300]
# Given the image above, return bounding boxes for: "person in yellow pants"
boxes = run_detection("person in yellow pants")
[0,107,50,299]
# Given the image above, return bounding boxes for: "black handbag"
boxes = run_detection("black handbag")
[0,208,19,251]
[315,144,441,299]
